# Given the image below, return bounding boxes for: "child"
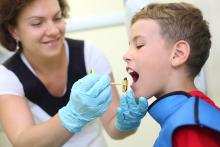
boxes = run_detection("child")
[118,2,220,147]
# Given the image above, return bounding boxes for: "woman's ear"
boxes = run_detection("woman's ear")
[8,25,19,41]
[170,40,190,67]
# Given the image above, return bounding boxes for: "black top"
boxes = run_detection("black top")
[3,38,87,116]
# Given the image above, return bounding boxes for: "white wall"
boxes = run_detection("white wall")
[0,0,219,147]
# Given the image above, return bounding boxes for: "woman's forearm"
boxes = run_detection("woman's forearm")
[12,115,73,147]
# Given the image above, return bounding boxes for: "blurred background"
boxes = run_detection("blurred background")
[0,0,220,146]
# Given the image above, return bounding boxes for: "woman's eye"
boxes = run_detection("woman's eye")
[31,22,42,26]
[54,17,63,21]
[54,13,63,22]
[30,20,42,26]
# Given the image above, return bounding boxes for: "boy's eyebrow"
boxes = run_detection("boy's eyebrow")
[133,35,145,42]
[129,35,144,45]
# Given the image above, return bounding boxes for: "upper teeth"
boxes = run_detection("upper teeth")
[127,68,134,74]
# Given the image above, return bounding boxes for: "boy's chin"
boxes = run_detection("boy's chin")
[133,91,150,99]
[133,91,143,99]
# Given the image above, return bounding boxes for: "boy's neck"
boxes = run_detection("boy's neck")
[156,70,197,98]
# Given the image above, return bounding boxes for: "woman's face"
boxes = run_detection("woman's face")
[123,19,173,99]
[11,0,65,59]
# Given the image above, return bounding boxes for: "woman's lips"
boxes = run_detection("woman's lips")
[43,38,60,47]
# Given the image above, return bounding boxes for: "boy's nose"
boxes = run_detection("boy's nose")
[123,51,131,63]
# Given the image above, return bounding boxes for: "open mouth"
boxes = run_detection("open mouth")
[127,68,139,83]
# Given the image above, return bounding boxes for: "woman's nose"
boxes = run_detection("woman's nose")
[46,22,59,36]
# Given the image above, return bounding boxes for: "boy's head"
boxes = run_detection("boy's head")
[132,2,211,78]
[124,2,211,98]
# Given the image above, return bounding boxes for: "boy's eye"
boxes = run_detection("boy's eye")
[136,44,144,49]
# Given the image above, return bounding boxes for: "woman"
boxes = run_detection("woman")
[0,0,137,146]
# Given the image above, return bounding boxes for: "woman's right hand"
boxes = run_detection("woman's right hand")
[58,73,112,133]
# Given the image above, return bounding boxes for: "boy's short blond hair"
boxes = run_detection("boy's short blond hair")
[132,2,211,78]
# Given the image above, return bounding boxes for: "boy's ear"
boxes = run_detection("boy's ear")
[170,40,190,67]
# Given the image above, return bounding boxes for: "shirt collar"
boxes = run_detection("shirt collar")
[148,91,191,126]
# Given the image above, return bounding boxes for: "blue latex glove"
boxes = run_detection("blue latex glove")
[116,90,148,131]
[58,73,112,133]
